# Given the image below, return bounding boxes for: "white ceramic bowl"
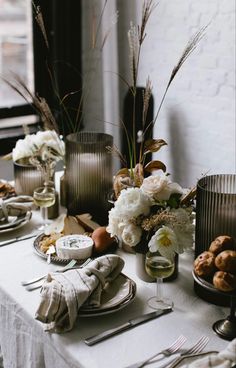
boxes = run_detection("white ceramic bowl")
[55,234,94,260]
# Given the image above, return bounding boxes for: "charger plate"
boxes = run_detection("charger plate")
[79,274,136,317]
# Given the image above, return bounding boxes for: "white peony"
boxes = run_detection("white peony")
[12,135,36,161]
[114,187,151,219]
[33,130,65,158]
[140,174,183,202]
[148,226,178,261]
[106,207,127,239]
[169,207,194,253]
[121,223,142,247]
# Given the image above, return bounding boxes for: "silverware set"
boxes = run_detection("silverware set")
[124,335,212,368]
[21,257,92,291]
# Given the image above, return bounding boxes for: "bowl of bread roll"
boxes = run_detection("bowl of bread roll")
[193,235,236,306]
[193,235,236,340]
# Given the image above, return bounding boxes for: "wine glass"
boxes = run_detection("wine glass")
[145,250,175,310]
[33,185,55,232]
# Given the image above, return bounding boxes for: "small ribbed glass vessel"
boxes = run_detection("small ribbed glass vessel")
[195,174,236,257]
[14,159,44,196]
[65,132,113,225]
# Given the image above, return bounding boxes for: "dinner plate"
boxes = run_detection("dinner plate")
[79,274,136,317]
[0,213,29,230]
[0,211,32,233]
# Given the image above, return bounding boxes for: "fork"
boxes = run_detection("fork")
[23,257,92,291]
[21,259,77,286]
[152,335,210,368]
[125,335,187,368]
[129,335,209,368]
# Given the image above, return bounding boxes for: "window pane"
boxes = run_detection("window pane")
[0,0,33,108]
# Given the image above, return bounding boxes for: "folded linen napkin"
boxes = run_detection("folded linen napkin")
[0,195,33,221]
[177,338,236,368]
[35,254,125,333]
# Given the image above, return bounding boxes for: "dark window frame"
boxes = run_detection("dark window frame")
[0,0,82,154]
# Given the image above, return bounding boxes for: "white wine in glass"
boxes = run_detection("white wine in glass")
[33,186,55,232]
[145,251,175,310]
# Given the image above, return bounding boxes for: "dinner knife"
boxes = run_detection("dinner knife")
[0,233,38,247]
[84,307,172,346]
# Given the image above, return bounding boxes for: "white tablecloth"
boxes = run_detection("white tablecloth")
[0,211,230,368]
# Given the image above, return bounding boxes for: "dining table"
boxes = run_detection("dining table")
[0,181,231,368]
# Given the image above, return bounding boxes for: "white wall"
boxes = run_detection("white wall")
[137,0,235,188]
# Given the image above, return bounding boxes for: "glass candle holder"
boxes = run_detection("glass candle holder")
[195,174,236,256]
[65,132,113,225]
[14,159,44,196]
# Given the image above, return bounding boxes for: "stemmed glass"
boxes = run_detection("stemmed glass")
[33,185,55,232]
[145,250,175,310]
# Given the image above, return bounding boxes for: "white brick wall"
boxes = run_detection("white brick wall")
[137,0,236,188]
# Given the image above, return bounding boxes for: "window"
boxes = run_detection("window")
[0,0,37,154]
[0,0,33,108]
[0,0,82,154]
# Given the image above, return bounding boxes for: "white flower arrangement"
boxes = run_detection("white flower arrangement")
[107,173,195,260]
[12,130,65,162]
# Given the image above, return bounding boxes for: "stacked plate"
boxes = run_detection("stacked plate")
[79,273,136,316]
[0,211,32,234]
[33,234,137,316]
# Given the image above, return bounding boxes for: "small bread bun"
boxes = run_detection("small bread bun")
[215,250,236,274]
[213,271,236,292]
[194,251,216,278]
[209,235,235,255]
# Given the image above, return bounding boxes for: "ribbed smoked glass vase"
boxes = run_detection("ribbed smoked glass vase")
[65,132,113,225]
[14,159,44,196]
[195,174,236,257]
[195,174,236,306]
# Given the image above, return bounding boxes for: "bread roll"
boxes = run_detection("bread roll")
[213,271,236,292]
[209,235,235,255]
[215,250,236,274]
[194,251,216,278]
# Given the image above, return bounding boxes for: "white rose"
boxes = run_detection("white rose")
[114,187,151,219]
[122,223,142,247]
[141,175,182,201]
[148,225,178,261]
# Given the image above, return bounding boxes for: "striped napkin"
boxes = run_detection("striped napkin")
[0,195,33,221]
[35,254,125,333]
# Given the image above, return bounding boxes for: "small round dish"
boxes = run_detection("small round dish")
[34,233,69,264]
[33,233,94,265]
